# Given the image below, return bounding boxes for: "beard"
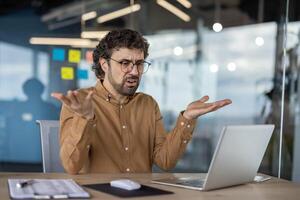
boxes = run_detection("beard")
[107,67,140,96]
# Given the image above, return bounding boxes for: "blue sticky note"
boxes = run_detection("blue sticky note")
[77,69,88,80]
[52,48,65,61]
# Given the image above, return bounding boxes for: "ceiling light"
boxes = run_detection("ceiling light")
[210,64,219,73]
[81,31,109,39]
[71,41,99,48]
[255,36,264,46]
[29,37,94,47]
[177,0,192,8]
[156,0,191,22]
[81,11,97,21]
[227,62,236,71]
[213,0,223,32]
[97,4,141,23]
[173,46,183,56]
[212,22,223,32]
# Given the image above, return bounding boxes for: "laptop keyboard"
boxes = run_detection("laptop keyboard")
[176,179,205,187]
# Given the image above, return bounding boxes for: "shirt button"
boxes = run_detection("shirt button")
[86,145,90,149]
[106,98,109,101]
[183,140,187,144]
[187,124,191,128]
[126,168,130,172]
[181,122,185,126]
[120,105,123,109]
[125,147,129,151]
[93,124,96,127]
[122,125,126,129]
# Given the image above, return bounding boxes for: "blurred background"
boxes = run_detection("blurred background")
[0,0,299,182]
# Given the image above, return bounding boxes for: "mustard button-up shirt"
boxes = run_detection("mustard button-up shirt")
[59,81,196,174]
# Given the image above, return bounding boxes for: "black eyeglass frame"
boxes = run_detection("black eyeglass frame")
[107,57,151,74]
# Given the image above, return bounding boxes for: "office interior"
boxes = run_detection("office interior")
[0,0,299,183]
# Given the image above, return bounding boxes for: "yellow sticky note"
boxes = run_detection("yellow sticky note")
[68,49,81,63]
[61,67,74,80]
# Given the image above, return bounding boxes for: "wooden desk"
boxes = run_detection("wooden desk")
[0,173,299,199]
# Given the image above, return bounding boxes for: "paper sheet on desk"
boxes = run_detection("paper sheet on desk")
[8,179,90,199]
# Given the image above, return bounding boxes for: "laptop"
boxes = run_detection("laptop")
[152,125,275,191]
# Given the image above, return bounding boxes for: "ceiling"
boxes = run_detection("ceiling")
[1,0,299,34]
[0,0,299,50]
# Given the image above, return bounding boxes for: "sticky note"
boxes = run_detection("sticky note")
[77,69,88,80]
[52,48,65,61]
[68,49,81,63]
[61,67,74,80]
[85,50,93,64]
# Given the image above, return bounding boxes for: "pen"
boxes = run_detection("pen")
[16,179,35,188]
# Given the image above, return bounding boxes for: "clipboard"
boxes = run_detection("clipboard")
[8,179,90,199]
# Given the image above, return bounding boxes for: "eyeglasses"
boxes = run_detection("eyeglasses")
[108,57,151,74]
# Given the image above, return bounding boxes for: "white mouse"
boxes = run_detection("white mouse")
[254,175,271,182]
[110,179,141,190]
[254,175,264,182]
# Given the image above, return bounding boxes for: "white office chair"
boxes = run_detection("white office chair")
[36,120,65,173]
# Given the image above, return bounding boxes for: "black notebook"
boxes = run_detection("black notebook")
[84,183,174,198]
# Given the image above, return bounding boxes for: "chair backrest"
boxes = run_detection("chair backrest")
[36,120,64,173]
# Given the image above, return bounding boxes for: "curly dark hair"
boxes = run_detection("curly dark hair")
[92,29,149,79]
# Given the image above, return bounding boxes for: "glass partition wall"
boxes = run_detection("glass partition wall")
[143,22,279,174]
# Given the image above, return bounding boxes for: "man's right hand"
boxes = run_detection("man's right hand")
[51,90,94,120]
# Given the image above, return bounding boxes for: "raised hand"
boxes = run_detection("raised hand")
[183,96,232,120]
[51,90,94,120]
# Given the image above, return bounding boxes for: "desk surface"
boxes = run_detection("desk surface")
[0,173,299,200]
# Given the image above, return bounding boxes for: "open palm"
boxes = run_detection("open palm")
[183,96,232,120]
[51,90,94,120]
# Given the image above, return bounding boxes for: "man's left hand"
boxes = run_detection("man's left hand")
[183,96,232,120]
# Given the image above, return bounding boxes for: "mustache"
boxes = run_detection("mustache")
[125,76,139,81]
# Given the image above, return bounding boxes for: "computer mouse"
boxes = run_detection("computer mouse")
[254,175,264,182]
[254,175,271,182]
[110,179,141,190]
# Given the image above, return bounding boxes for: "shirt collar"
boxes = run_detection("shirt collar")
[95,80,135,105]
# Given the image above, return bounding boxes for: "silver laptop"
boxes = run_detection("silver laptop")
[152,125,275,191]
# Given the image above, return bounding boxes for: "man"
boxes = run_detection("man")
[52,29,231,174]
